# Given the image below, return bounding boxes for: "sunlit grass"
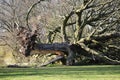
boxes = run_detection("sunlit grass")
[0,65,120,80]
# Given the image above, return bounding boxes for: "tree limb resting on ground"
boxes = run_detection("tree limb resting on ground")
[78,43,120,64]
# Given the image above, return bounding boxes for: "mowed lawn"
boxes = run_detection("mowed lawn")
[0,65,120,80]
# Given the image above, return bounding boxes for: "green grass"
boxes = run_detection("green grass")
[0,65,120,80]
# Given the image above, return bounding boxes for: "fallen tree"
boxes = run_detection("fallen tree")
[16,0,120,66]
[17,27,120,65]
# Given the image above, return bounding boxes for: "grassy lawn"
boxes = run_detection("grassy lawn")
[0,65,120,80]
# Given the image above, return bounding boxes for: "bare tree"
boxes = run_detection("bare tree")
[0,0,39,64]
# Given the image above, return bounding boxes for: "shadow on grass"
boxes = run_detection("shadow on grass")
[0,65,120,78]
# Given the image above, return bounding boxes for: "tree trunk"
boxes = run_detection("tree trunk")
[40,56,64,67]
[31,43,75,65]
[30,42,120,66]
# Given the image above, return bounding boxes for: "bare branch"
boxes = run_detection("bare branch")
[93,32,120,41]
[78,43,120,64]
[26,0,45,31]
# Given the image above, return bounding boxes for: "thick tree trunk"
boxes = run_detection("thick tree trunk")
[30,42,120,66]
[31,43,75,66]
[34,43,68,51]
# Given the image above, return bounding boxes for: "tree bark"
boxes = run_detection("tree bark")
[40,56,64,67]
[32,42,75,65]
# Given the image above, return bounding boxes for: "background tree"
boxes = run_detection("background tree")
[0,0,39,65]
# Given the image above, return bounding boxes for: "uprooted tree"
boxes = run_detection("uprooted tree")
[0,0,120,66]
